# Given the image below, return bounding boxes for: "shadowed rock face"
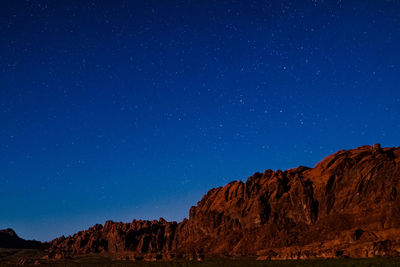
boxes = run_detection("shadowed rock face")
[0,228,44,249]
[47,145,400,260]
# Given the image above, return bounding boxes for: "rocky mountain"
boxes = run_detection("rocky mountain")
[47,144,400,260]
[0,228,44,249]
[48,219,177,260]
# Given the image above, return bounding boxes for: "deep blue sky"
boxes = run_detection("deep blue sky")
[1,0,399,241]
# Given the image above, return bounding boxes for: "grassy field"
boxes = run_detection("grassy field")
[2,249,400,266]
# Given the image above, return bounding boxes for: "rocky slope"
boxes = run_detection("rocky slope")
[48,219,177,260]
[0,228,44,249]
[47,144,400,260]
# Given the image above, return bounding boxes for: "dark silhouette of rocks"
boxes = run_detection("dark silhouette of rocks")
[0,228,44,249]
[43,144,400,259]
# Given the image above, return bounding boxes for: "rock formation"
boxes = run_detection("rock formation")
[46,144,400,260]
[48,219,178,260]
[0,228,44,249]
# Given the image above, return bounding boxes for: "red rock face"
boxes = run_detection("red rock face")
[47,145,400,259]
[48,219,178,260]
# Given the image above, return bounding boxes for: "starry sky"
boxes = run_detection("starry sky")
[1,0,400,241]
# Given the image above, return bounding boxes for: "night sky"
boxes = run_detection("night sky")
[1,0,400,241]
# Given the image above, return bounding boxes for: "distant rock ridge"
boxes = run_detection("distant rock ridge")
[0,228,44,249]
[42,145,400,259]
[48,219,178,260]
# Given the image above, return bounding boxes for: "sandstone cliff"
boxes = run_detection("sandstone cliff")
[48,219,177,260]
[47,144,400,260]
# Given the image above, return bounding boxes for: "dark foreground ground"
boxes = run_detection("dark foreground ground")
[2,249,400,266]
